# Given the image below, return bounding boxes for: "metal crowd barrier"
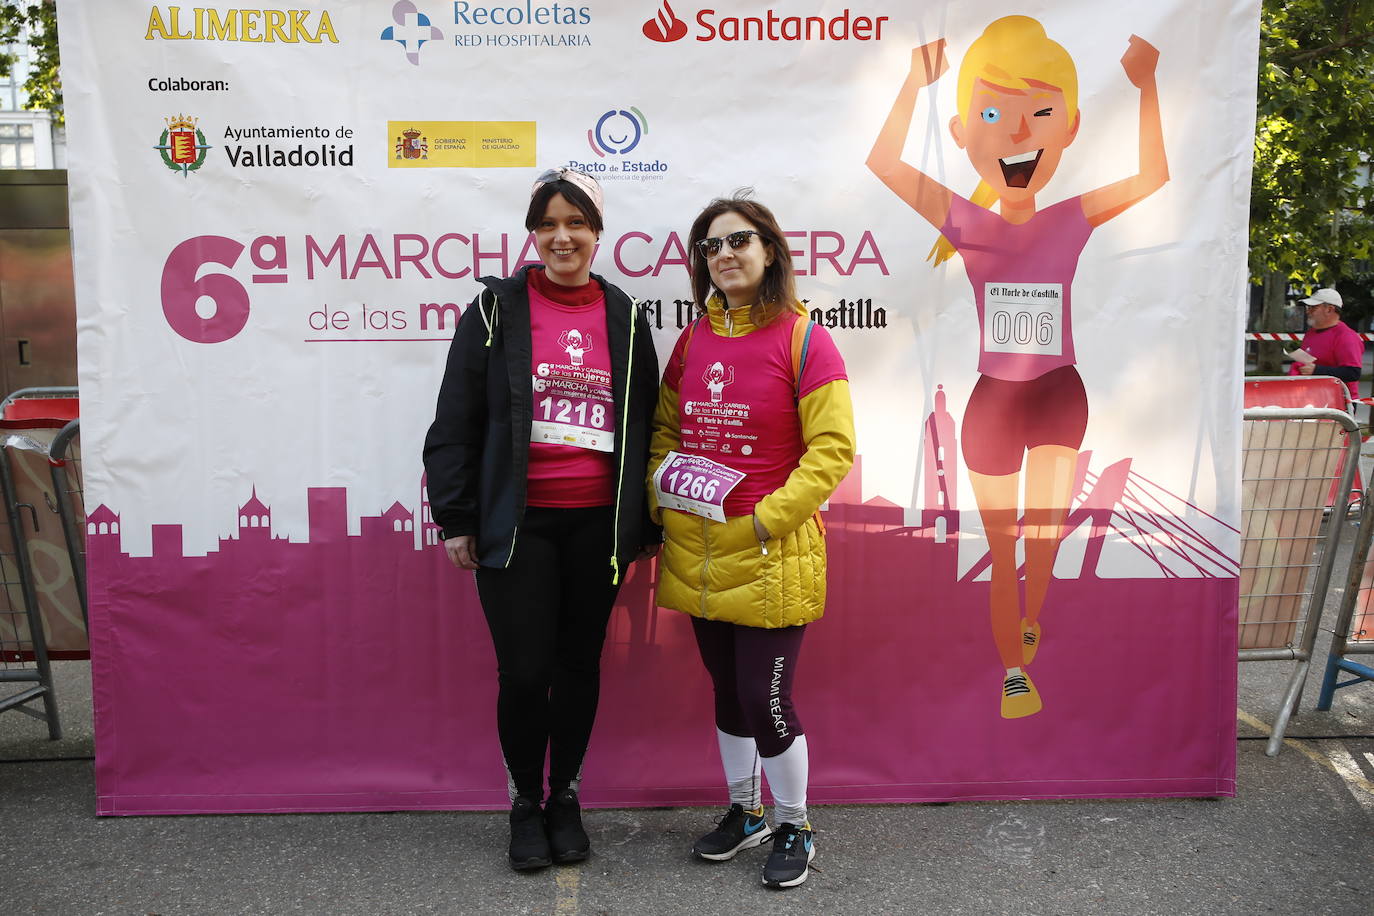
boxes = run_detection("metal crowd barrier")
[1317,463,1374,711]
[1240,406,1360,756]
[48,419,86,628]
[0,386,79,739]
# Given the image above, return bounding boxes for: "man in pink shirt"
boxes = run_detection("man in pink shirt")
[1289,288,1363,398]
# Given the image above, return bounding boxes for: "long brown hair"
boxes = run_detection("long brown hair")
[687,193,798,328]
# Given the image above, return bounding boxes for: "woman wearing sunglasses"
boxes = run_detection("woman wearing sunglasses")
[648,195,855,888]
[423,168,661,870]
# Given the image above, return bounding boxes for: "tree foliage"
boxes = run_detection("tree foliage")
[0,1,59,123]
[1252,0,1374,303]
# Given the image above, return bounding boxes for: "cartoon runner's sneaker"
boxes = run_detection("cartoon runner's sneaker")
[1001,670,1042,719]
[1021,618,1041,666]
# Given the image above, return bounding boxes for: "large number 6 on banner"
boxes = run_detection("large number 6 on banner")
[161,236,250,343]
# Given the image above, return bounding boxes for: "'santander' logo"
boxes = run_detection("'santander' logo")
[642,1,688,42]
[155,114,212,177]
[641,2,887,42]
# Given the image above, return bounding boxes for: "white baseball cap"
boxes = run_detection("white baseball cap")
[1301,288,1343,308]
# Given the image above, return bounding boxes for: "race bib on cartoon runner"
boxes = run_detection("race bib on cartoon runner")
[983,283,1063,357]
[531,361,615,452]
[653,450,746,523]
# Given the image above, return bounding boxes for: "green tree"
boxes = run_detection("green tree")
[0,1,59,122]
[1251,0,1374,369]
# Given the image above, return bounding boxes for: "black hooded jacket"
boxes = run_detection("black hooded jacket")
[422,267,661,577]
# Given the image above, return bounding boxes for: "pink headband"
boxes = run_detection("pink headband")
[531,167,604,219]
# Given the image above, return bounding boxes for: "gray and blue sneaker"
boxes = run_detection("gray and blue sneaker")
[762,822,815,888]
[692,804,773,861]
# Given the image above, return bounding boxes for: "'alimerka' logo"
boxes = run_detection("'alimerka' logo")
[155,114,212,176]
[642,1,688,42]
[588,108,647,157]
[395,127,429,160]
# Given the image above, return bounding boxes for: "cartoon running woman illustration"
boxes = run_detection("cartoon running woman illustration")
[703,361,735,404]
[559,328,593,366]
[866,16,1167,718]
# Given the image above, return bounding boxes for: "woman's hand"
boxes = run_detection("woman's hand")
[638,543,662,560]
[444,535,479,570]
[1121,35,1159,88]
[909,39,948,87]
[753,514,771,543]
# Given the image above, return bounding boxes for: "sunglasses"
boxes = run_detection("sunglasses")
[695,230,761,258]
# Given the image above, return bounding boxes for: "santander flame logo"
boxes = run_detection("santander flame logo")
[642,0,688,42]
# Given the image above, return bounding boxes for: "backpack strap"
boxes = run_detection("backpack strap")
[677,315,705,377]
[790,314,816,400]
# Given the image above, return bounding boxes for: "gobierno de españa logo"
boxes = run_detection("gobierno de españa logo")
[154,114,212,176]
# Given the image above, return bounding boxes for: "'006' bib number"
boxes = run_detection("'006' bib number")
[983,282,1063,356]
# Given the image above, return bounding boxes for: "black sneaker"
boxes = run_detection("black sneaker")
[762,822,815,888]
[544,789,591,864]
[692,804,773,861]
[508,796,552,871]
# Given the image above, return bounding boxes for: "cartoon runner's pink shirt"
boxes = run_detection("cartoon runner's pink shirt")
[940,194,1094,382]
[664,314,847,518]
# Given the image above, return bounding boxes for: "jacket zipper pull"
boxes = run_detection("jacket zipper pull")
[759,538,768,557]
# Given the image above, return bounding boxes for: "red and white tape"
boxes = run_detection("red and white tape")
[1247,332,1374,341]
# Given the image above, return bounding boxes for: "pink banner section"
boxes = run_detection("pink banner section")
[89,451,1236,815]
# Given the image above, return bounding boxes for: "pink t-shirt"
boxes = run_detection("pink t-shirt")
[664,313,847,518]
[1287,320,1363,397]
[525,275,615,507]
[940,194,1094,382]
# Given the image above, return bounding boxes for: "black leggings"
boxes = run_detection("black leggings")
[692,617,806,758]
[474,505,619,800]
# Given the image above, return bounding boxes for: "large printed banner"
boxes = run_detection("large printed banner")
[58,1,1256,814]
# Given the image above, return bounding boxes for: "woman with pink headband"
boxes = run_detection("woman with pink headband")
[424,167,661,869]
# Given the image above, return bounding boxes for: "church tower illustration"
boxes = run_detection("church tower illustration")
[917,387,961,579]
[922,385,959,545]
[419,473,442,548]
[237,488,273,541]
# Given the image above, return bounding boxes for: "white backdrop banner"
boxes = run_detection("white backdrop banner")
[58,0,1256,814]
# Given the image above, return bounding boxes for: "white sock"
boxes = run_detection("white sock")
[716,729,762,809]
[761,734,809,826]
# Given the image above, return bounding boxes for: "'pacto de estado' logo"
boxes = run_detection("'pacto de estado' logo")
[642,1,688,42]
[641,2,888,42]
[588,108,646,157]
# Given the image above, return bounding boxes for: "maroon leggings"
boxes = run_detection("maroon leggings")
[691,617,807,758]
